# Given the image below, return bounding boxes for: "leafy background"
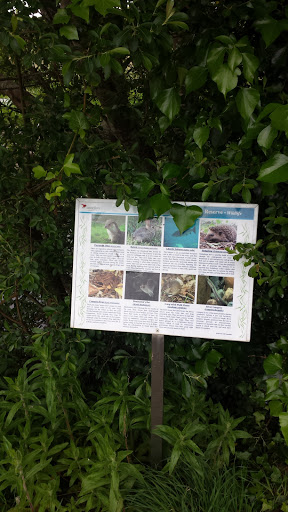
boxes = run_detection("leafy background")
[1,0,288,510]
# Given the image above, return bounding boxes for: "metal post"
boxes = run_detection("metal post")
[151,333,164,467]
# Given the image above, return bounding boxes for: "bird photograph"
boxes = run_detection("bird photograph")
[127,217,162,246]
[91,215,126,244]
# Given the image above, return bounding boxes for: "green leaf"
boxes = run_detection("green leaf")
[258,153,288,183]
[185,67,208,94]
[155,88,181,121]
[26,459,52,481]
[162,163,181,179]
[263,353,283,375]
[142,54,152,71]
[228,47,242,71]
[33,165,47,179]
[255,17,288,47]
[167,21,189,30]
[71,3,90,23]
[11,14,18,32]
[270,105,288,132]
[169,443,181,474]
[242,53,259,83]
[137,200,154,222]
[257,125,278,149]
[279,412,288,445]
[92,0,120,16]
[159,116,171,133]
[11,35,26,52]
[193,182,207,190]
[242,187,251,203]
[149,193,172,216]
[235,88,260,121]
[212,64,238,97]
[207,45,226,76]
[209,117,222,132]
[133,176,155,199]
[63,110,90,132]
[170,203,202,234]
[5,402,22,427]
[53,8,70,24]
[193,126,210,149]
[108,47,130,56]
[269,401,282,417]
[202,187,212,201]
[60,25,79,40]
[63,154,81,176]
[256,103,280,123]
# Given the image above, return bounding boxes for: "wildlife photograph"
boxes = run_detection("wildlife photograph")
[196,276,234,306]
[164,217,199,248]
[127,217,162,246]
[124,272,160,301]
[91,215,126,244]
[160,274,196,303]
[199,220,237,250]
[88,269,123,299]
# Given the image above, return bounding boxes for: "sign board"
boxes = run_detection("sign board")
[71,199,258,342]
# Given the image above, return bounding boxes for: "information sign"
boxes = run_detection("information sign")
[71,199,258,342]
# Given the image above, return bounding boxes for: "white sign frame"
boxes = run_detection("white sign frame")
[71,199,258,342]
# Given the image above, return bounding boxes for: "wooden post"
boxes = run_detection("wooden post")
[151,333,164,467]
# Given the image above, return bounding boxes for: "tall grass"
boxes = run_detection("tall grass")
[125,461,258,512]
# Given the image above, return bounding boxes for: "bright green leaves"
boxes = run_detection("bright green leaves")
[63,154,81,176]
[264,353,283,375]
[155,88,180,121]
[92,0,121,16]
[212,65,238,98]
[170,203,202,235]
[193,126,210,149]
[255,17,288,47]
[71,3,90,23]
[53,8,70,25]
[185,67,208,94]
[257,125,278,150]
[108,47,130,56]
[33,166,46,179]
[60,25,79,41]
[208,36,259,96]
[258,153,288,183]
[236,88,260,121]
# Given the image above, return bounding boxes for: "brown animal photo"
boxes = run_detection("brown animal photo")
[91,215,126,245]
[199,220,237,250]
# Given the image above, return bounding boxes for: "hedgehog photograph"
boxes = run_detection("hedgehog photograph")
[200,221,237,250]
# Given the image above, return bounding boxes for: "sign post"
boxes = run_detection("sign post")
[150,333,164,467]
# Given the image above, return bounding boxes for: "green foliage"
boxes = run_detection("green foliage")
[1,0,288,508]
[126,462,256,512]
